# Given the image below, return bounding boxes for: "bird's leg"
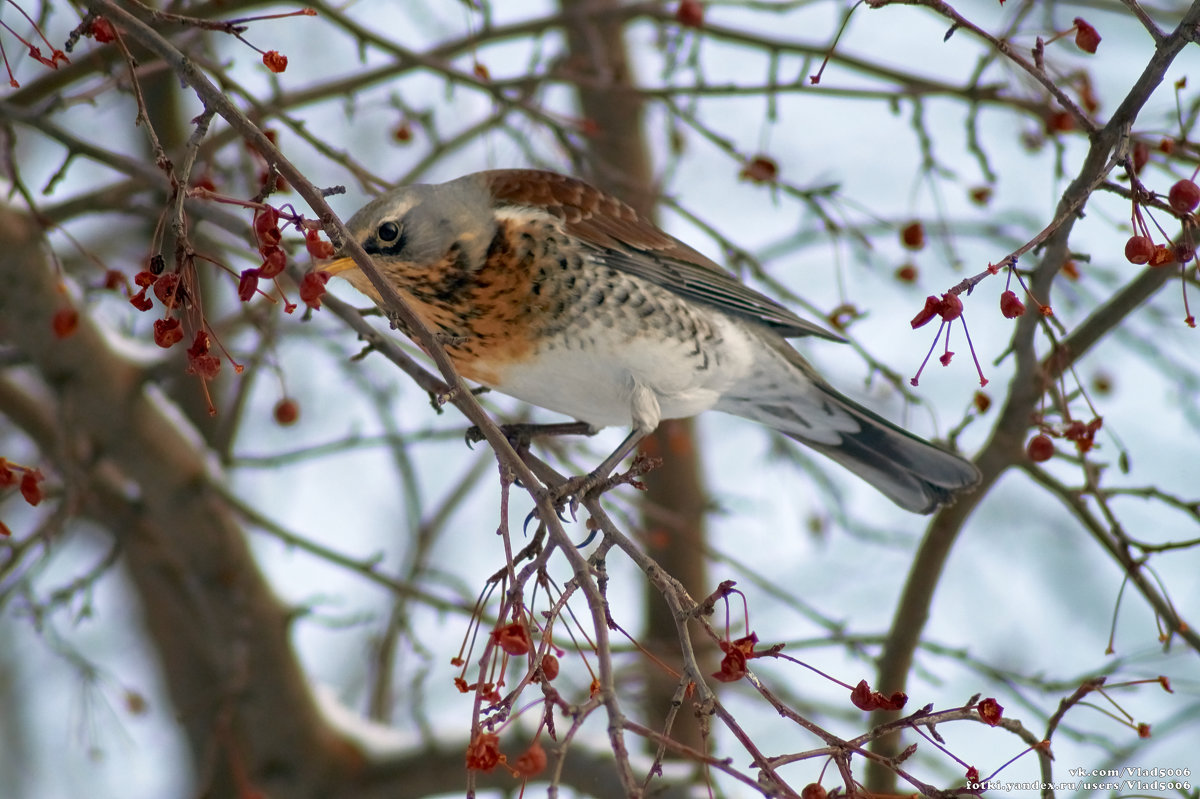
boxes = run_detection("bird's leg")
[546,381,661,510]
[590,427,652,484]
[542,427,649,518]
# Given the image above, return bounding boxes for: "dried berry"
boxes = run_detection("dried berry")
[938,292,963,321]
[978,697,1004,725]
[1172,240,1195,263]
[153,317,184,348]
[238,269,260,302]
[254,207,282,247]
[513,740,547,777]
[1148,245,1174,267]
[299,270,330,309]
[262,50,288,73]
[304,228,334,260]
[129,288,153,312]
[465,732,501,772]
[910,295,941,329]
[20,469,44,506]
[258,247,287,279]
[1000,290,1026,318]
[153,272,184,309]
[492,622,532,656]
[1073,18,1101,53]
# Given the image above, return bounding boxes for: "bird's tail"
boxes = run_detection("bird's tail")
[716,341,980,514]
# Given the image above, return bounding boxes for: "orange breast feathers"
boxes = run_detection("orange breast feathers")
[395,217,561,387]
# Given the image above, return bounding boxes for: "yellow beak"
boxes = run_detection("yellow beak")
[321,256,358,276]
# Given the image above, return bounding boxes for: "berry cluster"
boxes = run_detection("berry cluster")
[1026,417,1103,464]
[1123,160,1199,326]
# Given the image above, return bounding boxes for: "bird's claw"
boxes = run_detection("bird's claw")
[521,472,603,534]
[550,472,603,515]
[464,425,484,448]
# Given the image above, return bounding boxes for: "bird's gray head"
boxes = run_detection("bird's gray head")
[322,174,495,298]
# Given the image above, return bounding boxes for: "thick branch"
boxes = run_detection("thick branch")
[866,0,1200,789]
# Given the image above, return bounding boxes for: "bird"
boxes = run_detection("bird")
[320,169,980,513]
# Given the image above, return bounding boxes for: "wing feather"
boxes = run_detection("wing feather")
[479,169,844,341]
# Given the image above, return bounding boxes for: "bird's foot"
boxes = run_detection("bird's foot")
[521,470,605,540]
[549,471,603,515]
[524,454,665,532]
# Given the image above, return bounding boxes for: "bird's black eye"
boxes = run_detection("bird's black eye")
[378,221,401,242]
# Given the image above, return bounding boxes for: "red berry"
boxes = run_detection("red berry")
[1168,179,1200,214]
[1132,141,1150,174]
[968,186,993,206]
[273,398,300,426]
[676,0,703,27]
[1124,235,1154,265]
[1046,111,1074,133]
[52,307,79,338]
[20,469,44,506]
[90,17,116,43]
[900,221,925,250]
[1027,434,1054,462]
[739,155,778,183]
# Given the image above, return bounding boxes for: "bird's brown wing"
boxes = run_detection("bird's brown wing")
[480,169,844,341]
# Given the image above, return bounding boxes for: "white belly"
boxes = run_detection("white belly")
[490,312,758,428]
